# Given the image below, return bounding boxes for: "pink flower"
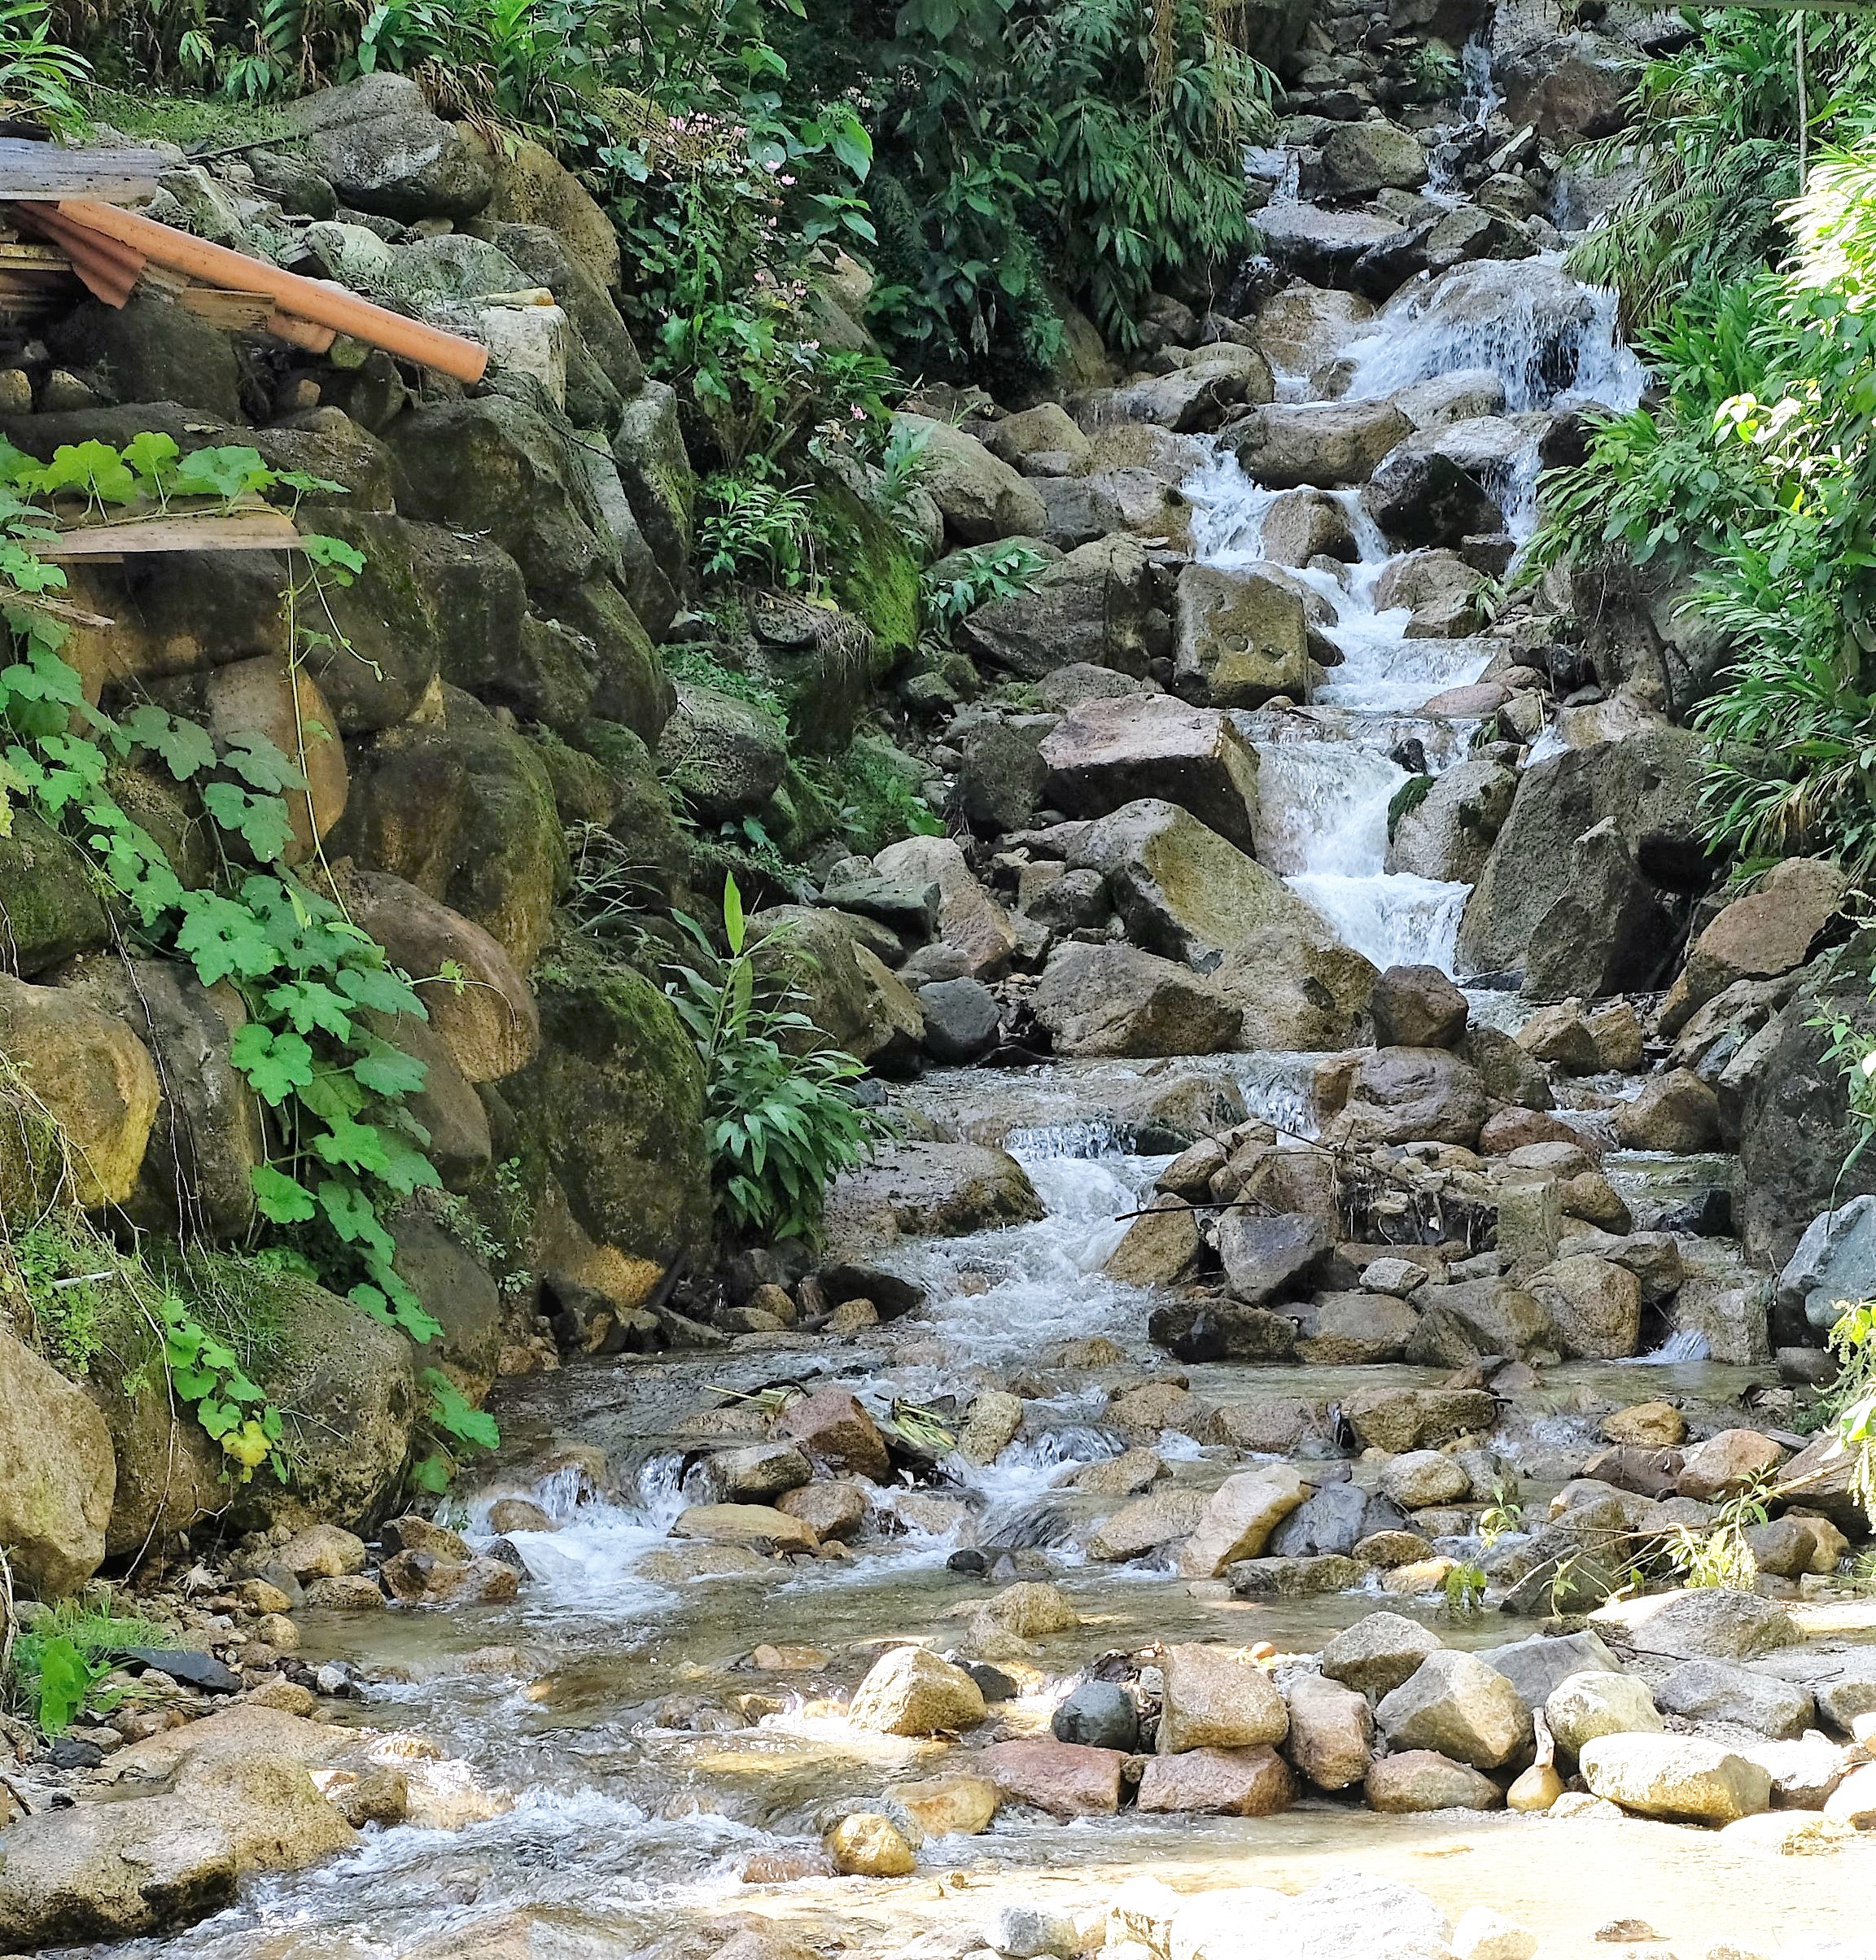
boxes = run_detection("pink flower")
[851,404,866,418]
[780,174,795,186]
[763,158,781,173]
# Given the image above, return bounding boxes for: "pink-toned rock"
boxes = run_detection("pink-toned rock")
[978,1739,1126,1817]
[776,1387,891,1481]
[1677,1429,1786,1503]
[1417,682,1510,719]
[1135,1744,1295,1815]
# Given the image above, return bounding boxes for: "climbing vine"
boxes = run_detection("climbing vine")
[0,432,492,1478]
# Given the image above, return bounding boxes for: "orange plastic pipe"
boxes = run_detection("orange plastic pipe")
[57,197,488,383]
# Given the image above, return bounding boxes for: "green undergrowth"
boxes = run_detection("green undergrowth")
[0,431,488,1483]
[2,1590,177,1735]
[81,83,292,148]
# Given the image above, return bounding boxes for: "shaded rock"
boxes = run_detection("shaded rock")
[917,978,1000,1065]
[1216,1210,1332,1302]
[1377,1651,1532,1769]
[1041,697,1260,855]
[1034,942,1241,1057]
[1663,857,1843,1036]
[956,536,1157,678]
[1371,965,1468,1049]
[1477,1630,1623,1709]
[894,413,1047,545]
[1364,1751,1502,1812]
[1616,1069,1723,1153]
[875,835,1018,979]
[824,1144,1042,1258]
[0,1329,114,1597]
[1088,1486,1211,1560]
[750,905,925,1070]
[1174,564,1310,708]
[1282,1671,1375,1789]
[1657,1660,1814,1739]
[1176,1465,1313,1578]
[1224,401,1411,489]
[776,1481,870,1542]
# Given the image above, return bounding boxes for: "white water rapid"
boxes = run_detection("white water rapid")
[1183,257,1645,978]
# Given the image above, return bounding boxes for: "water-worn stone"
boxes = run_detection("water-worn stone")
[1053,1681,1139,1752]
[1381,1451,1470,1511]
[1529,1253,1641,1360]
[896,1774,999,1838]
[1318,118,1428,196]
[979,1739,1126,1816]
[1333,1046,1488,1148]
[1176,1465,1313,1578]
[1613,1588,1799,1661]
[1088,1486,1211,1560]
[1034,942,1241,1057]
[1269,1482,1377,1558]
[1282,1672,1375,1789]
[956,536,1158,678]
[1041,697,1262,855]
[1478,1630,1623,1708]
[1105,1195,1205,1287]
[1174,563,1310,708]
[1159,1643,1290,1751]
[1342,1385,1498,1453]
[775,1387,892,1481]
[1545,1671,1662,1757]
[1377,1651,1533,1770]
[776,1481,870,1542]
[1663,857,1843,1036]
[875,835,1019,980]
[894,413,1047,544]
[1616,1069,1724,1153]
[1321,1612,1445,1697]
[670,1504,818,1555]
[1364,1751,1503,1813]
[1657,1660,1814,1739]
[1677,1429,1785,1502]
[1224,401,1411,489]
[849,1646,986,1735]
[826,1812,916,1877]
[1137,1744,1295,1814]
[917,978,1001,1064]
[1603,1401,1688,1449]
[1579,1735,1772,1822]
[1371,965,1469,1049]
[1215,1210,1332,1304]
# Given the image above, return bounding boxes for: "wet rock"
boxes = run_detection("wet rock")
[1151,1293,1301,1365]
[1138,1743,1295,1815]
[775,1481,869,1542]
[702,1444,814,1503]
[1253,285,1376,377]
[669,1504,819,1556]
[1053,1681,1140,1752]
[1364,1750,1502,1812]
[379,1551,522,1603]
[1580,1735,1772,1823]
[1175,1465,1313,1578]
[1616,1069,1723,1153]
[1389,759,1516,886]
[1105,1195,1205,1287]
[303,1575,385,1611]
[1034,942,1242,1057]
[1380,1451,1470,1511]
[1406,1278,1549,1366]
[918,978,1001,1064]
[1545,1671,1663,1757]
[1227,1553,1362,1596]
[975,1582,1078,1638]
[897,1774,999,1837]
[1371,965,1469,1049]
[1677,1429,1785,1502]
[1529,1253,1641,1360]
[1174,563,1310,708]
[1065,1448,1166,1498]
[1342,1385,1498,1453]
[1354,1530,1434,1568]
[1332,1045,1488,1148]
[1160,1642,1290,1750]
[824,1146,1042,1260]
[1089,1485,1212,1560]
[1281,1672,1375,1789]
[987,403,1093,477]
[957,1391,1025,1466]
[849,1646,986,1735]
[1223,400,1410,489]
[980,1738,1126,1816]
[1321,1612,1444,1697]
[1657,1660,1814,1739]
[1040,696,1260,855]
[1614,1588,1799,1661]
[1262,488,1358,566]
[1376,1651,1532,1770]
[1216,1210,1333,1305]
[826,1811,916,1877]
[1318,118,1428,196]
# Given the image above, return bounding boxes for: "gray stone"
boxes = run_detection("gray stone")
[1477,1630,1623,1708]
[1321,1611,1444,1697]
[1052,1680,1139,1752]
[1376,1650,1533,1769]
[1578,1735,1772,1823]
[918,978,1001,1064]
[1656,1660,1814,1739]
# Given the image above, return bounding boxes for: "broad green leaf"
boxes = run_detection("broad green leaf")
[251,1163,317,1223]
[230,1022,315,1105]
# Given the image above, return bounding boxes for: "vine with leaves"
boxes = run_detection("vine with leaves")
[0,431,492,1481]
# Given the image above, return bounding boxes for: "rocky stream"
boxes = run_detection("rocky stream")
[10,1,1876,1957]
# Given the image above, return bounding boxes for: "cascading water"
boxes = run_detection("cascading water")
[1183,249,1646,978]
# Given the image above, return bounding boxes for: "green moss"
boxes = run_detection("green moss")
[816,479,921,664]
[85,87,294,149]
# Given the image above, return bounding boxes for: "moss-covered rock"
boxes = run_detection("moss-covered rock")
[389,1206,505,1389]
[571,720,690,902]
[820,479,921,666]
[611,379,695,593]
[505,936,712,1268]
[658,683,789,824]
[749,904,925,1071]
[46,295,248,423]
[0,812,111,976]
[330,686,570,969]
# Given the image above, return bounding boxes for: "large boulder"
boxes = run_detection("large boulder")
[874,835,1018,979]
[1331,1045,1488,1148]
[891,413,1047,545]
[823,1141,1043,1255]
[1159,1640,1292,1746]
[1661,857,1844,1037]
[1069,798,1338,968]
[1222,401,1410,489]
[1209,924,1378,1052]
[0,813,110,976]
[1321,1612,1444,1696]
[1034,942,1241,1057]
[656,684,787,824]
[1497,29,1631,144]
[1528,1253,1642,1358]
[330,687,569,969]
[750,907,924,1070]
[1176,1467,1314,1580]
[955,535,1157,679]
[1174,564,1311,707]
[1457,729,1709,980]
[1376,1652,1533,1770]
[480,134,622,290]
[281,73,495,220]
[0,975,159,1211]
[1578,1735,1771,1824]
[1521,820,1674,1002]
[504,942,712,1278]
[0,1328,114,1596]
[1252,286,1376,379]
[849,1645,986,1735]
[1040,697,1262,854]
[1388,758,1515,884]
[1318,120,1428,197]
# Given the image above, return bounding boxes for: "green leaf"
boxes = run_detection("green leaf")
[175,891,284,986]
[301,532,365,578]
[262,980,354,1040]
[124,431,180,490]
[230,1022,315,1105]
[201,781,295,862]
[335,965,425,1017]
[119,704,217,781]
[221,732,306,794]
[171,444,270,502]
[251,1163,317,1223]
[35,440,138,506]
[33,1636,98,1735]
[312,1115,391,1174]
[352,1038,426,1099]
[723,871,746,954]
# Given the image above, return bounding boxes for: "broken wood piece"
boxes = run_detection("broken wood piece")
[0,138,167,203]
[37,508,304,559]
[48,199,488,383]
[178,287,274,330]
[265,310,337,355]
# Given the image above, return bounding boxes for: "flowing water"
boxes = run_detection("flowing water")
[78,94,1876,1960]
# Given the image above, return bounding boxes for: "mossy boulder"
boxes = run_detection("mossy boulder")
[658,684,789,824]
[820,479,921,667]
[0,1325,115,1596]
[611,379,695,593]
[0,812,111,975]
[389,1207,505,1389]
[331,686,570,969]
[749,905,925,1071]
[505,938,712,1267]
[46,295,247,423]
[571,720,690,901]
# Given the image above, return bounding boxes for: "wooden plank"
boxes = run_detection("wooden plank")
[0,138,166,203]
[179,287,275,330]
[38,510,304,558]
